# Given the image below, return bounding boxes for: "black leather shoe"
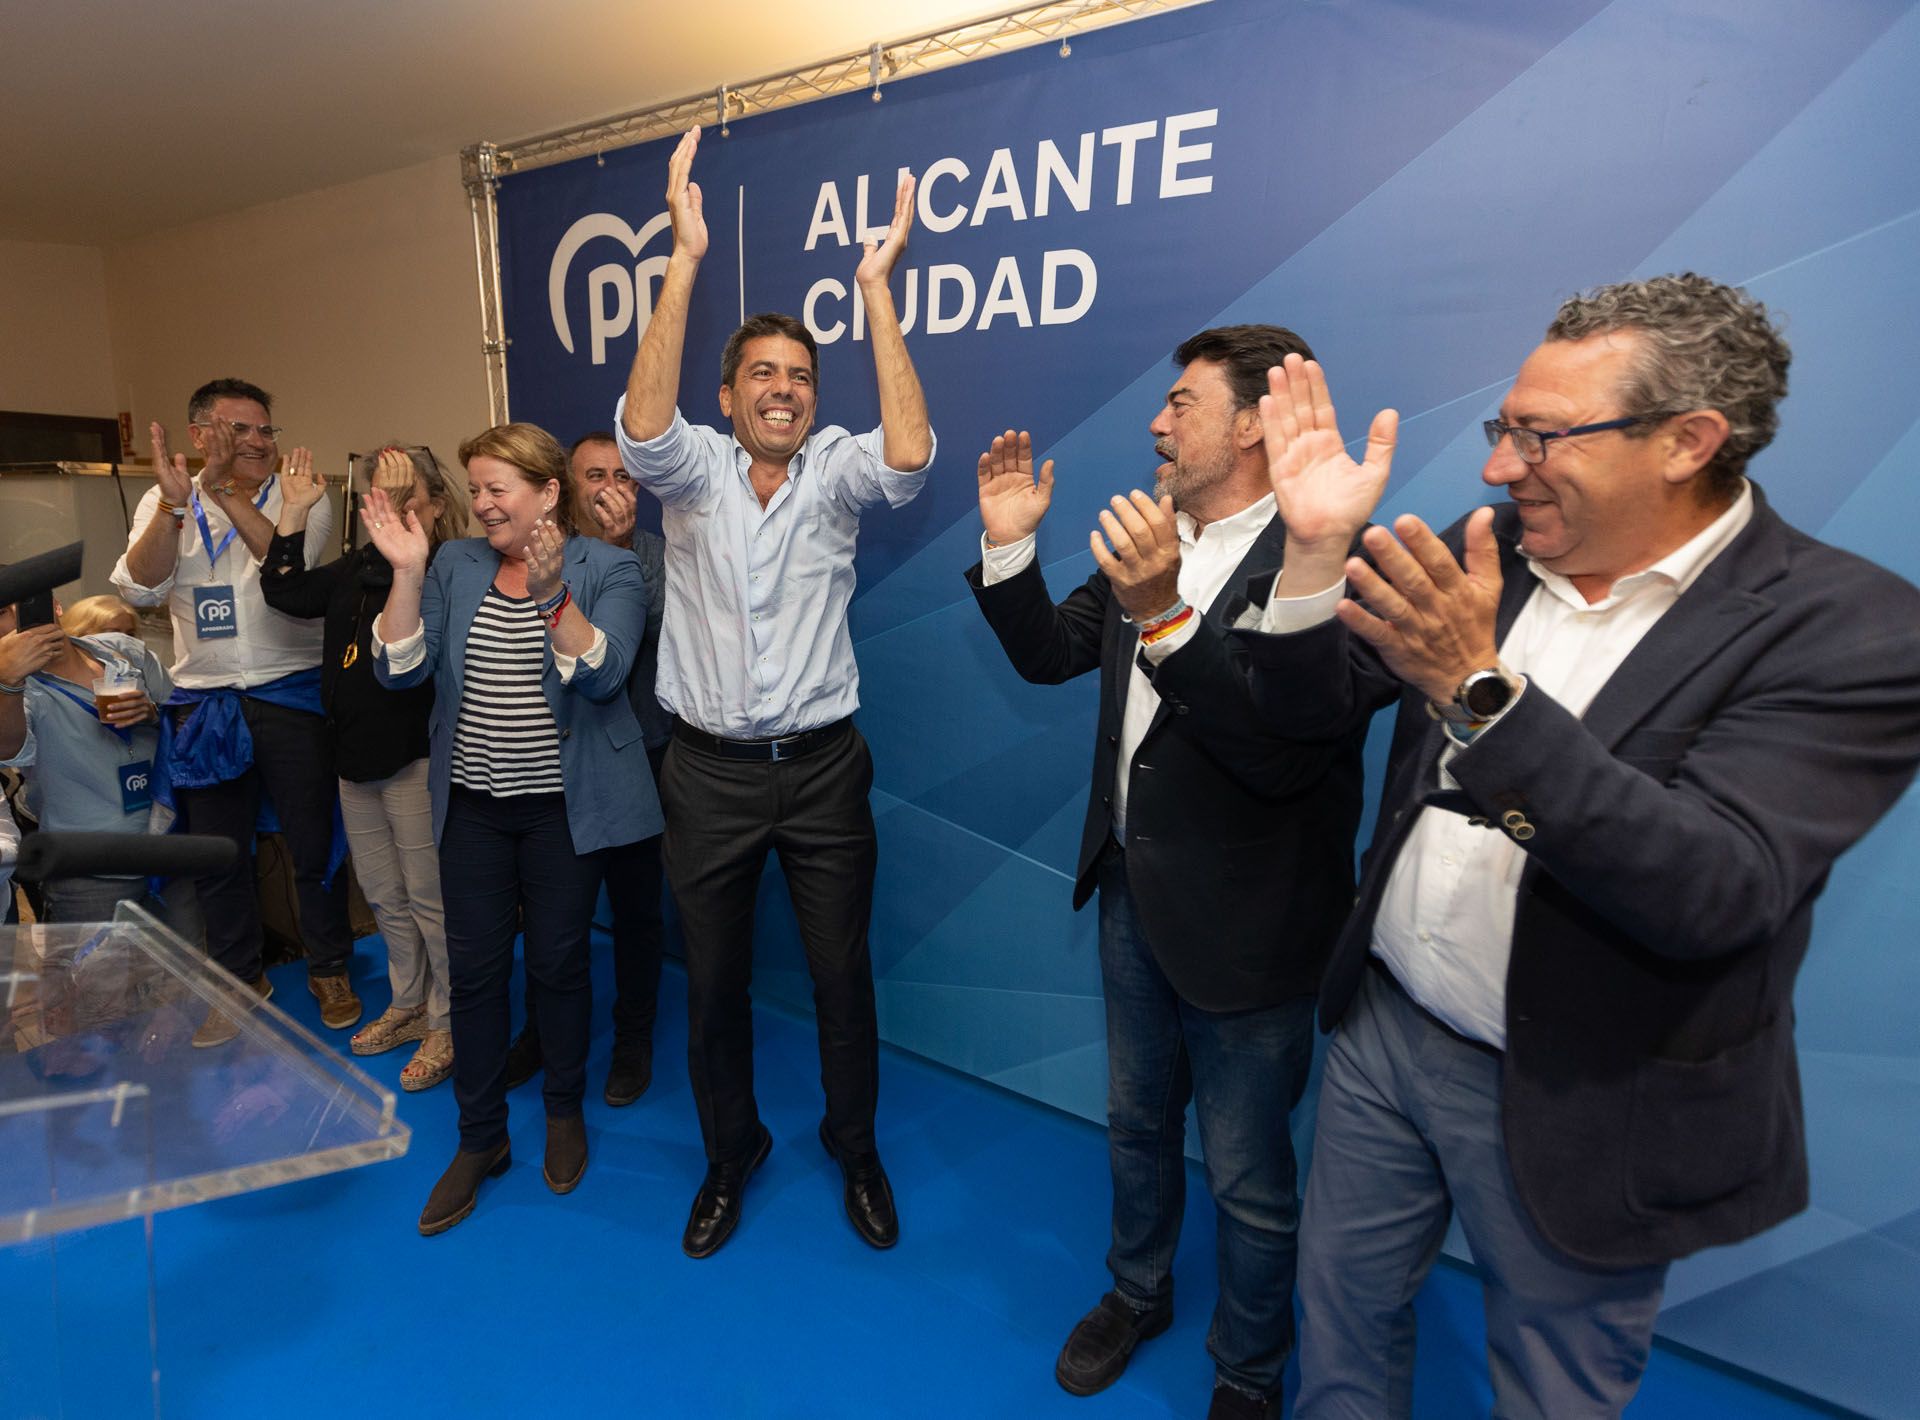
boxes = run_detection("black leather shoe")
[603,1043,652,1107]
[544,1115,587,1194]
[418,1142,510,1236]
[1207,1382,1278,1419]
[681,1124,772,1259]
[818,1119,899,1249]
[504,1029,543,1090]
[1054,1291,1173,1396]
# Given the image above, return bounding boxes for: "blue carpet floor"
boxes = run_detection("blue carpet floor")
[2,939,1848,1419]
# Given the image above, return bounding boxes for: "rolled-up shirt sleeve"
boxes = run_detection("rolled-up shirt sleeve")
[111,489,176,604]
[370,617,427,677]
[554,627,607,683]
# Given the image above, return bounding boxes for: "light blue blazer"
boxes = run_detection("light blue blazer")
[373,535,663,853]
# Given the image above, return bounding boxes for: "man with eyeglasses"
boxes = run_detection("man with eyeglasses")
[1232,274,1920,1417]
[113,377,357,1047]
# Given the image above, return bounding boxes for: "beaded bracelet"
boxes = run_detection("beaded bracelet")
[538,585,572,631]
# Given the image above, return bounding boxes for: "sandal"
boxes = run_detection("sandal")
[350,1004,428,1057]
[401,1029,454,1092]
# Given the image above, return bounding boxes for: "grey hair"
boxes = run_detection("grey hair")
[1546,272,1790,496]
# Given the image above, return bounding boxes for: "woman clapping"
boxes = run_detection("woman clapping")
[363,423,661,1235]
[261,445,464,1091]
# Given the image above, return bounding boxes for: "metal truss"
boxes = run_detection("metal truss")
[458,0,1210,417]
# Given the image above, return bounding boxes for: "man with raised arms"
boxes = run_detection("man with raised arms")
[616,126,934,1258]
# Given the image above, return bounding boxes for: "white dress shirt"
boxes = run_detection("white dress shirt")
[111,481,331,690]
[1264,485,1754,1047]
[983,492,1276,834]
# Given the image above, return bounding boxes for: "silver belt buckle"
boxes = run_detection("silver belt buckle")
[769,737,786,762]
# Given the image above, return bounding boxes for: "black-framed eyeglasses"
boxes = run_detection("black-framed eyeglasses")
[191,419,283,442]
[1482,413,1673,465]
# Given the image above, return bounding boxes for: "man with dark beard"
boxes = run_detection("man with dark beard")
[965,326,1367,1420]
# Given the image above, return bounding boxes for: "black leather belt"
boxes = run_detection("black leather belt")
[671,716,850,763]
[1366,955,1503,1058]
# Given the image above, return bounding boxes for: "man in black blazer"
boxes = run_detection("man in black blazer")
[967,326,1366,1420]
[1237,275,1920,1418]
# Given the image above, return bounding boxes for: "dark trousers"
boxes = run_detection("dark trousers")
[523,743,665,1054]
[173,697,349,982]
[441,788,605,1152]
[1098,845,1317,1398]
[661,721,880,1165]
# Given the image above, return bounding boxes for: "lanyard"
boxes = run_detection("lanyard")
[190,475,275,568]
[30,668,134,745]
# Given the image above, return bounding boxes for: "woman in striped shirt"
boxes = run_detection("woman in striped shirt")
[364,423,662,1235]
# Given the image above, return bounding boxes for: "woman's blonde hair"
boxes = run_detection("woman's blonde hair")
[61,594,138,637]
[457,423,576,534]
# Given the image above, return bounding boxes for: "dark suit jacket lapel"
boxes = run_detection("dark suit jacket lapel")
[1135,511,1289,743]
[1577,496,1787,751]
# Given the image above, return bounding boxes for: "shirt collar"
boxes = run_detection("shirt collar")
[1526,480,1752,609]
[1176,492,1275,548]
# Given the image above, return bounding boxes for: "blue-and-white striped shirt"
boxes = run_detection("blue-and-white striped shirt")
[450,587,564,797]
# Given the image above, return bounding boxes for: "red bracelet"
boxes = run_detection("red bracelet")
[541,586,572,631]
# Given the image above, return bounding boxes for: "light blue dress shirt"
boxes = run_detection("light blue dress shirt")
[2,633,172,863]
[614,399,934,738]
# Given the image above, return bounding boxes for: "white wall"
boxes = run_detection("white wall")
[0,240,118,418]
[101,153,492,487]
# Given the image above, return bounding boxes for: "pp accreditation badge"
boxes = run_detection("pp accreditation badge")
[194,584,238,639]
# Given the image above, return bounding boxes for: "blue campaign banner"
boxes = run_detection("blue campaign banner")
[498,1,1920,1408]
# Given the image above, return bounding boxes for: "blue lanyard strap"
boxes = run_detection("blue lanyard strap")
[29,668,134,744]
[190,475,275,567]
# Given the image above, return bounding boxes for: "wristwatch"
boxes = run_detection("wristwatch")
[1427,666,1518,726]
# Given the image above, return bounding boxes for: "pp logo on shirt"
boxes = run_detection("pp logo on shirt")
[194,584,238,639]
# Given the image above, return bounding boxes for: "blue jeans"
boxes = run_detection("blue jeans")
[1294,967,1666,1419]
[1097,845,1316,1398]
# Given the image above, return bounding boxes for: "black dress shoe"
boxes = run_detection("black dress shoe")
[504,1029,543,1090]
[418,1141,511,1236]
[681,1124,772,1259]
[603,1043,652,1108]
[1054,1291,1173,1396]
[1206,1382,1277,1419]
[817,1119,899,1249]
[544,1115,587,1194]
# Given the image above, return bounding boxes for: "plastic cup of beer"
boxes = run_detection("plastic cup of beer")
[93,667,143,719]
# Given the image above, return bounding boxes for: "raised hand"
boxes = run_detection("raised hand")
[280,447,328,513]
[1338,509,1504,703]
[0,624,64,685]
[370,447,417,501]
[196,416,239,497]
[524,518,567,603]
[359,486,428,577]
[148,422,194,506]
[976,429,1055,546]
[856,171,916,289]
[1090,490,1182,622]
[1261,354,1397,551]
[589,477,638,548]
[666,126,708,261]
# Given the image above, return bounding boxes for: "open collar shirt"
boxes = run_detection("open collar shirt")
[614,399,934,738]
[110,480,330,691]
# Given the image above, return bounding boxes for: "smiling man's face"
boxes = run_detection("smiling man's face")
[718,334,818,466]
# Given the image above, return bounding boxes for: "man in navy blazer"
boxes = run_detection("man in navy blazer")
[968,326,1366,1420]
[1235,274,1920,1417]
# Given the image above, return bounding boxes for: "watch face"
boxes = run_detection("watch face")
[1461,672,1513,719]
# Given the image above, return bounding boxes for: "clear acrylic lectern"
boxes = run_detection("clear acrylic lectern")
[0,901,410,1418]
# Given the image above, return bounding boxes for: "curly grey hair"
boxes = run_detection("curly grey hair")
[1546,273,1790,496]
